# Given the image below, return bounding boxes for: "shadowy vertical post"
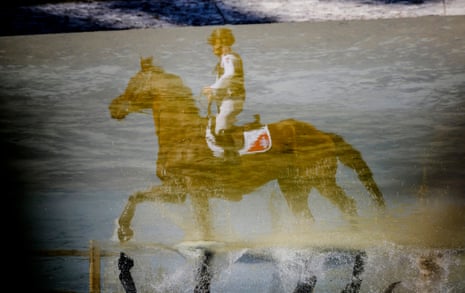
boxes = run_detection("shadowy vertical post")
[118,252,137,293]
[342,251,367,293]
[294,275,317,293]
[194,249,214,293]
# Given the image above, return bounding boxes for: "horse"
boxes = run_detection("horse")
[109,57,385,242]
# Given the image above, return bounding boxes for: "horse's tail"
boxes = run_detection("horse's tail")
[327,132,386,209]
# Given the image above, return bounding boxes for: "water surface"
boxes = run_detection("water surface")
[0,15,464,292]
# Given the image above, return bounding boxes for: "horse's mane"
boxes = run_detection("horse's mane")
[117,57,200,117]
[142,57,198,112]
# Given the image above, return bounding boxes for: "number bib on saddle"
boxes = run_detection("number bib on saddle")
[238,126,272,155]
[205,124,272,157]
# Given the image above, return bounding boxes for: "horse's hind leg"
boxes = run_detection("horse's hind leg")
[315,179,357,219]
[277,178,315,223]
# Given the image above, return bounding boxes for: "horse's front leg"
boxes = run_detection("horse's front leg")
[118,185,186,242]
[190,194,213,241]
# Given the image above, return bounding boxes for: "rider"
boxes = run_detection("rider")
[202,28,246,162]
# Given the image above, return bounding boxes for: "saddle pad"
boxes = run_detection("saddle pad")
[205,122,272,157]
[238,126,272,155]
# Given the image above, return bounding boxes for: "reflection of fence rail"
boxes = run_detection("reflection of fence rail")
[34,240,462,293]
[114,246,368,293]
[34,240,115,293]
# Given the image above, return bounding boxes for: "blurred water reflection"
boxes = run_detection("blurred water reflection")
[0,16,464,292]
[108,55,385,243]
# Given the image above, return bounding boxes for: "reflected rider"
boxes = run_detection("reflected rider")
[202,28,249,162]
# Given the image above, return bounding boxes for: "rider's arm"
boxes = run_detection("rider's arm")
[209,54,236,90]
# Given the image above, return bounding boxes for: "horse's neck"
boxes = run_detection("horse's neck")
[151,71,204,146]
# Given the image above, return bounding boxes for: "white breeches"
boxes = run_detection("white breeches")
[215,99,244,134]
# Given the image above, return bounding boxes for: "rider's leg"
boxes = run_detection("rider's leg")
[215,99,235,134]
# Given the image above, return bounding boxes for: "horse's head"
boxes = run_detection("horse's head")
[109,57,167,120]
[109,94,131,120]
[109,57,206,185]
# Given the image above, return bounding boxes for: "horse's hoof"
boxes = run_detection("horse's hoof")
[118,226,134,242]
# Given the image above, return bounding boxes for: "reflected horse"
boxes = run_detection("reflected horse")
[109,57,385,242]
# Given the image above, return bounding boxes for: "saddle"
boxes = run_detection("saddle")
[206,114,272,159]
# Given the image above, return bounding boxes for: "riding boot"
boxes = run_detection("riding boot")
[223,148,240,164]
[215,129,234,146]
[216,129,240,164]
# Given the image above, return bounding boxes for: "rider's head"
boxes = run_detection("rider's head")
[208,28,235,56]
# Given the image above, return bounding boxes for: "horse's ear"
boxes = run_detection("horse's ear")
[140,56,154,70]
